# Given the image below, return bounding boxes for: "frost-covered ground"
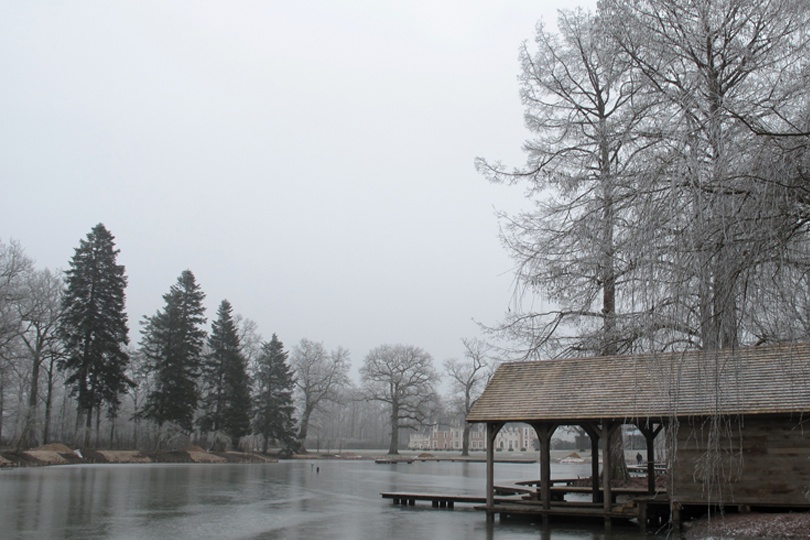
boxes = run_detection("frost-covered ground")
[684,512,810,539]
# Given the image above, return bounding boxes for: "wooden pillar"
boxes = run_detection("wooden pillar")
[637,422,663,495]
[637,500,648,535]
[600,420,610,512]
[531,422,556,510]
[582,423,600,503]
[486,422,503,515]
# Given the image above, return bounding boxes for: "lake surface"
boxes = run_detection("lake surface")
[0,459,660,539]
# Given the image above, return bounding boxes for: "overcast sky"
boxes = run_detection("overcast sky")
[1,1,596,380]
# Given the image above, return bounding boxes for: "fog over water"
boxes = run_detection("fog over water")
[0,1,597,371]
[1,460,655,539]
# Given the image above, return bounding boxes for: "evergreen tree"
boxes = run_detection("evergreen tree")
[199,300,252,447]
[252,334,296,454]
[140,270,206,435]
[58,224,132,447]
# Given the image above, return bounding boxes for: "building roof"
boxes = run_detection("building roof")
[467,343,810,423]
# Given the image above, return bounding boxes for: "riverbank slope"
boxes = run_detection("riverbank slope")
[0,443,277,467]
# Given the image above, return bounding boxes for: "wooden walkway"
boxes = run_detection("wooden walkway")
[374,456,536,464]
[381,492,520,508]
[479,501,639,521]
[381,484,671,531]
[499,478,660,503]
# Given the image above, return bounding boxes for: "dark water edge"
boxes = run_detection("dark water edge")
[0,460,666,540]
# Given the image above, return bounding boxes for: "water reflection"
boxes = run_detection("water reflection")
[0,461,655,539]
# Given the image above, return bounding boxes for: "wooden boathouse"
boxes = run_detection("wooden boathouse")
[466,343,810,530]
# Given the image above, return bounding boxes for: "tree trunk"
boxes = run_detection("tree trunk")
[608,426,630,483]
[94,406,101,448]
[17,354,42,450]
[0,370,5,444]
[461,422,471,456]
[75,403,86,448]
[83,405,93,448]
[295,403,314,453]
[43,356,56,445]
[387,402,399,455]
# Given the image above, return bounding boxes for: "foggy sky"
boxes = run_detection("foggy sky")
[0,1,596,379]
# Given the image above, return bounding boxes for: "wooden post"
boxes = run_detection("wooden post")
[638,421,663,495]
[486,422,503,517]
[531,422,557,510]
[540,425,551,511]
[647,424,662,494]
[600,420,615,513]
[638,500,648,534]
[582,423,601,503]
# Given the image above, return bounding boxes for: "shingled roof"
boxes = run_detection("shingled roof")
[466,343,810,423]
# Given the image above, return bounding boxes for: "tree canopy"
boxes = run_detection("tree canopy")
[478,1,810,358]
[361,344,438,455]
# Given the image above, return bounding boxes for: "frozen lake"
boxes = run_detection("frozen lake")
[0,459,656,539]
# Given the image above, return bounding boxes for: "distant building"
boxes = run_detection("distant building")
[408,422,538,451]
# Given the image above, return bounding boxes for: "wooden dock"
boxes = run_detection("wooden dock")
[374,456,536,464]
[381,483,671,532]
[380,491,521,508]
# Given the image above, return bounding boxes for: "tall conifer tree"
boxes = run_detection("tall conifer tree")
[252,334,296,454]
[140,270,206,435]
[58,223,131,447]
[199,300,251,446]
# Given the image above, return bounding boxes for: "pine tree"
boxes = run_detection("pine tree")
[252,334,296,454]
[58,224,132,447]
[140,270,206,435]
[199,300,252,447]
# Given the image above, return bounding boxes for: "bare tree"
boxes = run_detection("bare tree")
[477,2,808,484]
[444,338,493,456]
[361,344,438,455]
[289,338,350,453]
[476,8,652,359]
[480,2,809,357]
[15,268,64,449]
[0,239,34,444]
[0,241,32,357]
[605,0,810,350]
[235,314,262,376]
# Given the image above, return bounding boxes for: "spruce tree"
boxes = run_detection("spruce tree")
[252,334,296,454]
[199,300,252,447]
[58,224,132,447]
[140,270,206,435]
